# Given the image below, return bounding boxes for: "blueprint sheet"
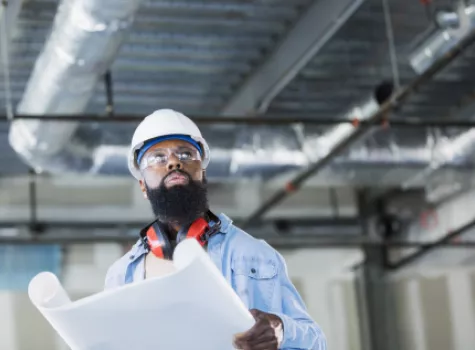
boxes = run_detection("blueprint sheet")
[28,239,254,350]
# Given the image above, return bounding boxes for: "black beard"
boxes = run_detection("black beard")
[145,170,209,227]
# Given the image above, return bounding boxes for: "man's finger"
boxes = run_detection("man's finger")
[237,318,268,341]
[247,339,279,350]
[249,309,262,318]
[247,329,277,347]
[233,331,247,347]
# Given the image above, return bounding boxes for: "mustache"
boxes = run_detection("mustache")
[162,169,192,184]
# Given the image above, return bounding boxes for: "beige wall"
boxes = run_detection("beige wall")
[388,267,475,350]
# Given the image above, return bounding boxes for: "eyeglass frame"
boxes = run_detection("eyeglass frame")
[138,146,202,170]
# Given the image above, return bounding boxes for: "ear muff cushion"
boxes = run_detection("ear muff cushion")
[186,218,210,246]
[146,223,173,259]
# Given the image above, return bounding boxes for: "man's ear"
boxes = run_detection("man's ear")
[139,180,147,199]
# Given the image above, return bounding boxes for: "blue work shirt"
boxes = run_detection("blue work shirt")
[104,213,327,350]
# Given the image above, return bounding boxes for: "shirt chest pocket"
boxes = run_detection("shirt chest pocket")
[231,258,277,310]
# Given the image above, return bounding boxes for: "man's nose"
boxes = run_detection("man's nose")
[166,154,182,171]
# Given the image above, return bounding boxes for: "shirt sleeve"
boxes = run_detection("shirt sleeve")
[272,251,327,350]
[103,262,123,291]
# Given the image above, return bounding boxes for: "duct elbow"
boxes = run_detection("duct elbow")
[409,4,475,74]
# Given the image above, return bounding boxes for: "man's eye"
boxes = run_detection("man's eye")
[178,151,192,159]
[153,154,167,162]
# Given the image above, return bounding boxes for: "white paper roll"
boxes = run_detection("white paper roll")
[28,238,255,350]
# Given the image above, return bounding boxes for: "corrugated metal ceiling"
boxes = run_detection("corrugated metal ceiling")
[266,0,475,188]
[7,0,314,115]
[268,0,475,120]
[0,0,314,174]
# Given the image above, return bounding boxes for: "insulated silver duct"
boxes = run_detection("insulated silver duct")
[409,2,475,74]
[8,0,142,173]
[403,2,475,200]
[85,93,470,181]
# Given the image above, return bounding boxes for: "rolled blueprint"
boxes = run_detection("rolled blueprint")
[28,239,255,350]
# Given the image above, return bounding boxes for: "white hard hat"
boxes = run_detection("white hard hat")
[128,109,210,180]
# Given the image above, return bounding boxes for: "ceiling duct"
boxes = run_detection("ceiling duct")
[8,74,472,184]
[403,2,475,200]
[8,0,142,173]
[79,80,471,183]
[303,81,394,163]
[409,2,475,74]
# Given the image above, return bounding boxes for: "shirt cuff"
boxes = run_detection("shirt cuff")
[275,321,284,348]
[272,312,297,349]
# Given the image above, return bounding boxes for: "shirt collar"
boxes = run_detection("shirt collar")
[216,212,233,233]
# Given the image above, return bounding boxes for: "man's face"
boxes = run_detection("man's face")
[139,139,208,226]
[139,139,203,189]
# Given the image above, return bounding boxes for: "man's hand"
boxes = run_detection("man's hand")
[233,309,283,350]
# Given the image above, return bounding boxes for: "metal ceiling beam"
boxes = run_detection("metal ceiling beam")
[0,0,24,119]
[220,0,365,116]
[240,27,475,229]
[387,216,475,270]
[384,184,475,270]
[0,218,360,230]
[7,115,475,127]
[0,234,474,249]
[0,0,23,47]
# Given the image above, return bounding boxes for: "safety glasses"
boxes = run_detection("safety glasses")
[139,146,202,170]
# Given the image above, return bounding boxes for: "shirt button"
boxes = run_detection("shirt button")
[251,268,256,274]
[129,255,135,260]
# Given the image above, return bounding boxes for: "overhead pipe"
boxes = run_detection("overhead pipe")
[0,233,474,249]
[5,112,475,180]
[0,218,361,231]
[240,27,475,228]
[3,114,475,127]
[0,0,24,120]
[8,0,142,173]
[402,2,475,196]
[302,81,394,162]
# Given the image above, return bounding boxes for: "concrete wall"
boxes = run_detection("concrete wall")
[387,266,475,350]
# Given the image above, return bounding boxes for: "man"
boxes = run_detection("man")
[104,109,327,350]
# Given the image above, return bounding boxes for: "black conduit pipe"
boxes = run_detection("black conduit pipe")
[5,115,475,127]
[387,216,475,270]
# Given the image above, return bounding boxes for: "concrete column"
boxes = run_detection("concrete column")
[406,279,427,350]
[0,293,18,350]
[328,281,350,350]
[446,269,475,350]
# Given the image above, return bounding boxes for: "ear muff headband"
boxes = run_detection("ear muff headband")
[176,218,210,245]
[145,212,221,259]
[146,222,173,260]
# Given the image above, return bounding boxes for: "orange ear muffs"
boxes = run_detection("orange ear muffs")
[184,217,210,246]
[146,222,173,260]
[144,211,222,259]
